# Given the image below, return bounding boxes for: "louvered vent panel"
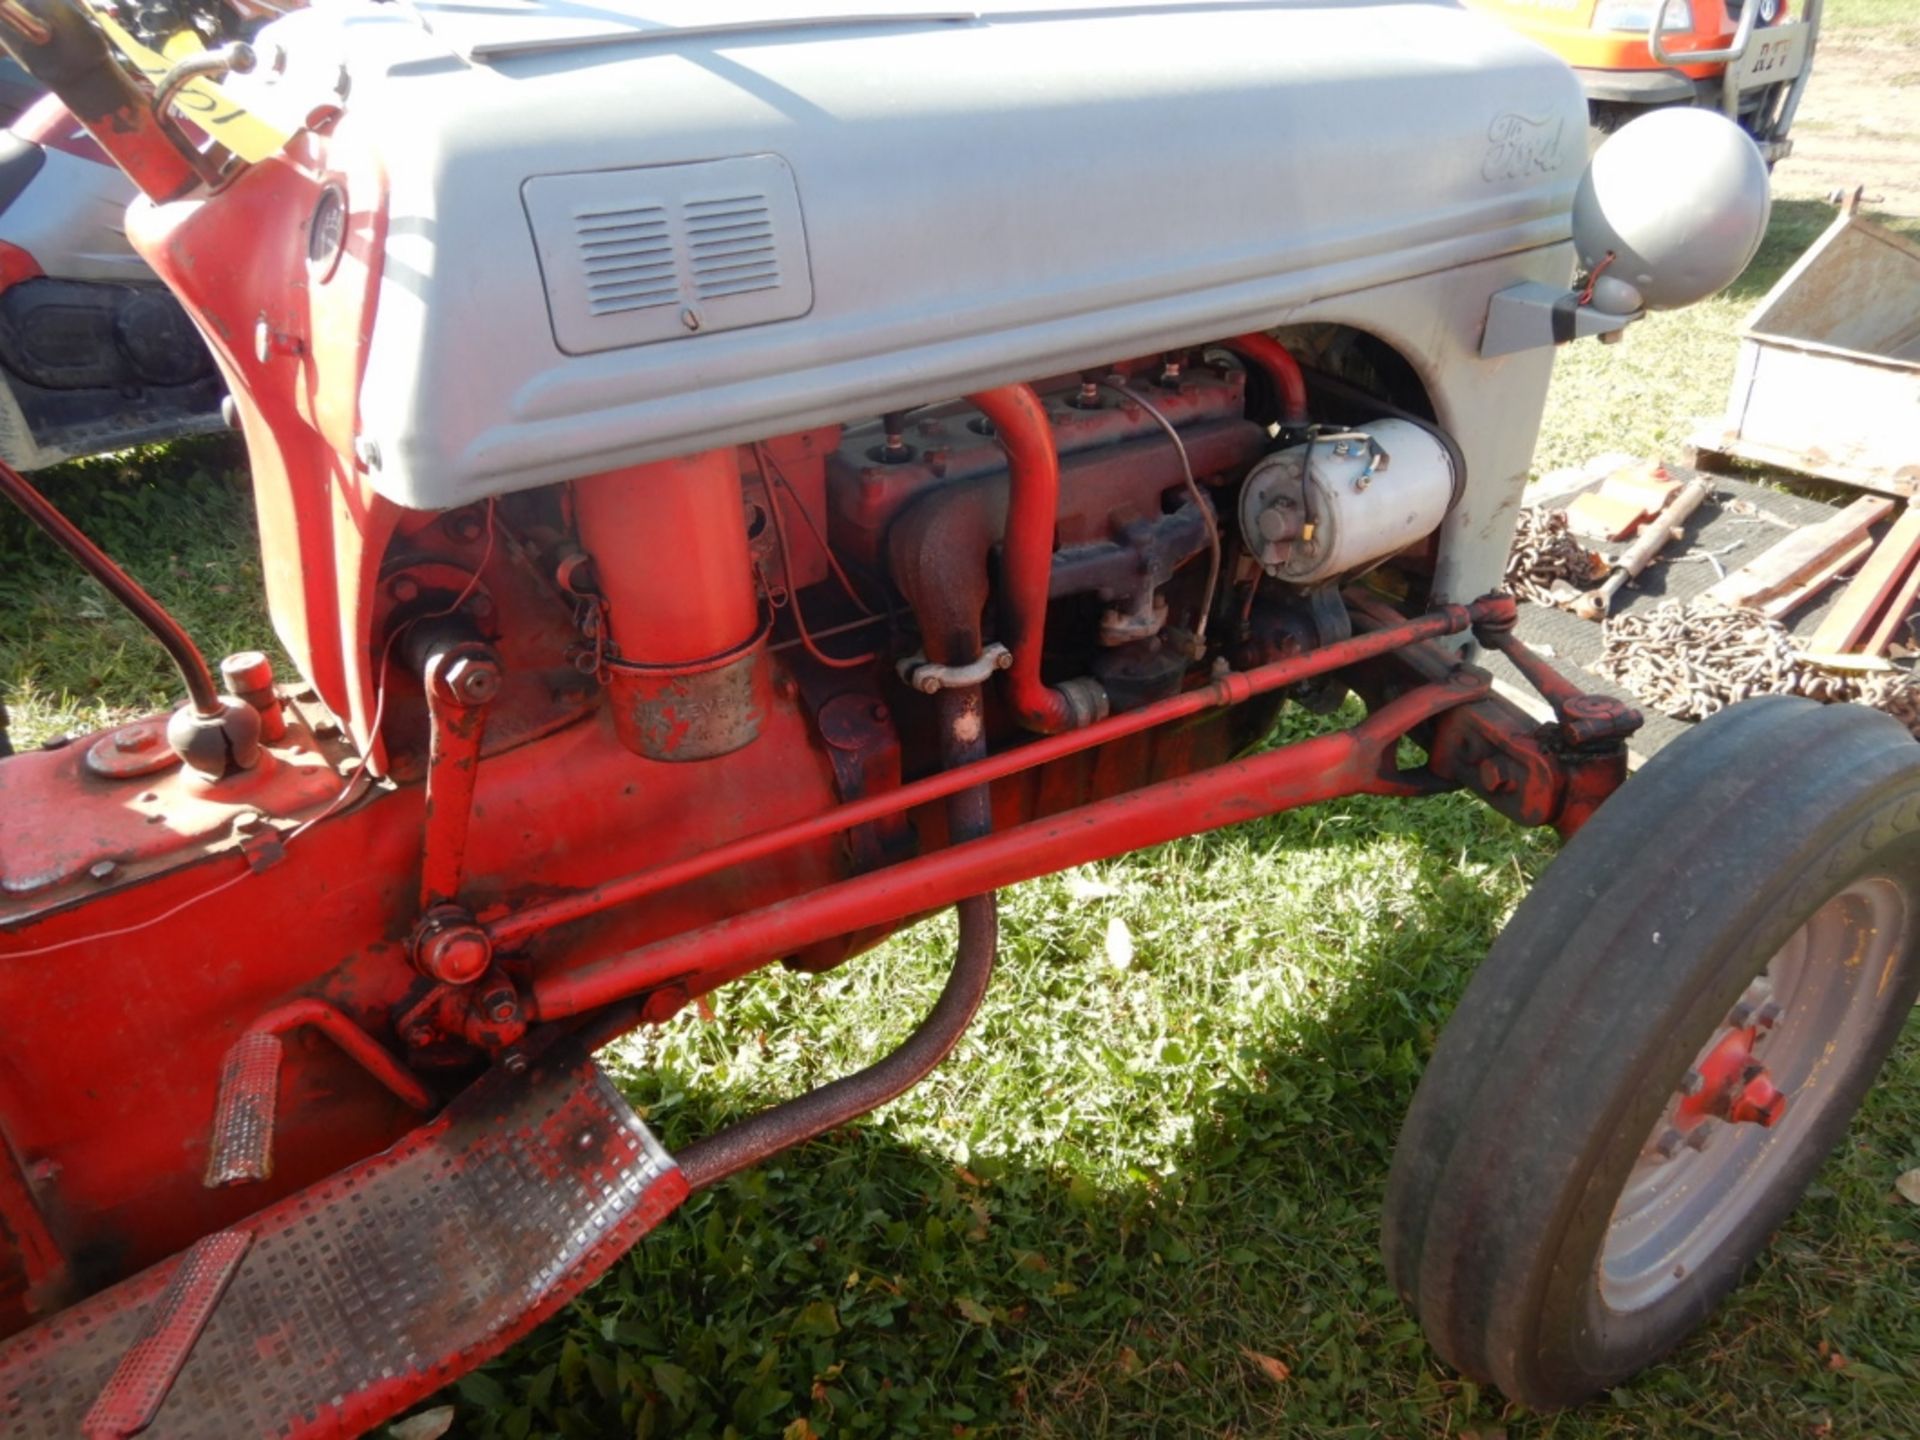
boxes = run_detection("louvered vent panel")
[524,156,812,356]
[575,205,678,317]
[685,194,781,301]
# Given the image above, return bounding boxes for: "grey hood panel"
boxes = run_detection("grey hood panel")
[239,0,1587,507]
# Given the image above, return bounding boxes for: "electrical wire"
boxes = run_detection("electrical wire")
[1097,380,1222,644]
[752,443,878,616]
[751,445,878,669]
[10,500,499,959]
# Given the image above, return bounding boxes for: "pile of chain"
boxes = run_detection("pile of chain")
[1597,598,1920,734]
[1504,506,1607,605]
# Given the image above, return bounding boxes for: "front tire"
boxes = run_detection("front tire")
[1383,697,1920,1409]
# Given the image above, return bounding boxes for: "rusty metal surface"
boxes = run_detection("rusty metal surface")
[605,630,771,762]
[79,1230,252,1440]
[417,636,498,910]
[203,1033,282,1188]
[0,1045,687,1439]
[0,716,350,914]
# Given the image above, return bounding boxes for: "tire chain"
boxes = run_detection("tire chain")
[1504,506,1608,606]
[1597,597,1920,735]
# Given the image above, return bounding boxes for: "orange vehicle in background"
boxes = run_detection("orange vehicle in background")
[1464,0,1821,161]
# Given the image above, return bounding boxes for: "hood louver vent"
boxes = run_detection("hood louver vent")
[686,196,781,301]
[525,156,812,356]
[577,205,677,316]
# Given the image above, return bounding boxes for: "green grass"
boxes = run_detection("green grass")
[0,436,278,748]
[1824,0,1920,45]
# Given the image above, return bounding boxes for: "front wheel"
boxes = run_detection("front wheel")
[1383,696,1920,1409]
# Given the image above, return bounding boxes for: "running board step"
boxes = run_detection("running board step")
[0,1040,686,1438]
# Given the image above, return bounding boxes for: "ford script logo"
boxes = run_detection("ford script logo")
[1482,113,1566,182]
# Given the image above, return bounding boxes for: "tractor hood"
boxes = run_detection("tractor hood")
[226,0,1588,508]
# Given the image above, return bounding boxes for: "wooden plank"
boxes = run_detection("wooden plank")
[1808,505,1920,654]
[1863,542,1920,654]
[1759,534,1872,621]
[1688,428,1919,500]
[1704,495,1894,610]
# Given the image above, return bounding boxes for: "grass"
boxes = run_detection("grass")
[0,436,280,748]
[1824,0,1920,46]
[5,62,1920,1440]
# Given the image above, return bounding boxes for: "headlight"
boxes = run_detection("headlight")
[1592,0,1695,31]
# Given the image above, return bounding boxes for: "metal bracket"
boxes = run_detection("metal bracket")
[1480,282,1640,358]
[897,642,1012,695]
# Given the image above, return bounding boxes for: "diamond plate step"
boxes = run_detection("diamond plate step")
[0,1041,686,1438]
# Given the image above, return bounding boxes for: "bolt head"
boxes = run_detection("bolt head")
[389,575,420,604]
[405,1024,435,1048]
[444,655,502,705]
[88,859,117,882]
[1678,1069,1705,1097]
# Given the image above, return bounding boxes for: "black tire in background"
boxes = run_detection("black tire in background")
[1384,696,1920,1409]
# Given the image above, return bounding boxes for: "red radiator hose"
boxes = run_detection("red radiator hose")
[1229,332,1310,428]
[965,384,1088,733]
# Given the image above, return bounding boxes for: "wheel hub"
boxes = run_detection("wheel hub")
[1675,1012,1788,1131]
[1598,876,1909,1314]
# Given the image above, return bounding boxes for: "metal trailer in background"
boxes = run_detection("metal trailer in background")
[1693,191,1920,496]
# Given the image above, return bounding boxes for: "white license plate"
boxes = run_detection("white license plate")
[1732,21,1812,92]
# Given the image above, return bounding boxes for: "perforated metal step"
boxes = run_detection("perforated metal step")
[0,1041,686,1438]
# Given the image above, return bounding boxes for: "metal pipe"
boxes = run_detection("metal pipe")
[677,892,997,1189]
[967,384,1089,733]
[677,683,997,1190]
[529,673,1482,1022]
[151,40,254,186]
[1651,0,1758,67]
[486,595,1511,950]
[0,456,223,716]
[251,998,435,1111]
[1228,333,1311,428]
[1771,0,1822,143]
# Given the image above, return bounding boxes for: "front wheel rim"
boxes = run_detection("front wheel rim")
[1598,876,1911,1313]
